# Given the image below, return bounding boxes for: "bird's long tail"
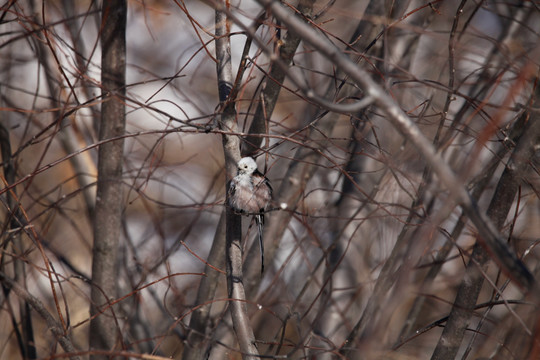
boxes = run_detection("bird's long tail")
[255,214,264,274]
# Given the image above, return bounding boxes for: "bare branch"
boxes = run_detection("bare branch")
[0,272,81,360]
[215,3,259,359]
[89,0,127,356]
[254,0,536,292]
[431,98,540,360]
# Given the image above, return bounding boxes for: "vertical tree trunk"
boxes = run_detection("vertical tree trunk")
[89,1,127,358]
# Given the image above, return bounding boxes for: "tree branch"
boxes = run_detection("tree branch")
[0,272,81,360]
[215,4,259,359]
[90,0,127,357]
[431,101,540,360]
[254,0,535,292]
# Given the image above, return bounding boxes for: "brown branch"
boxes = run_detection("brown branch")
[182,215,226,360]
[89,0,127,357]
[213,3,260,359]
[254,0,536,293]
[243,0,316,157]
[0,272,81,360]
[0,122,36,360]
[430,99,540,360]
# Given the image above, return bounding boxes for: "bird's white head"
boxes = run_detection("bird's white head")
[237,157,258,175]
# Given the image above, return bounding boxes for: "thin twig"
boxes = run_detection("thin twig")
[0,271,81,360]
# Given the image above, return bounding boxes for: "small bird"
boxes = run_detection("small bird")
[227,157,273,273]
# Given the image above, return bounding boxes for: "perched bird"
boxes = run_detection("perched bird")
[227,157,273,273]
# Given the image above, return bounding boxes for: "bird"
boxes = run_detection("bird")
[227,157,273,273]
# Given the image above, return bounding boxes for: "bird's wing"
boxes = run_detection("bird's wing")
[265,176,273,199]
[227,179,236,207]
[254,169,273,199]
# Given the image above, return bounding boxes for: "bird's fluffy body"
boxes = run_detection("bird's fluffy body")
[228,157,272,214]
[227,157,272,273]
